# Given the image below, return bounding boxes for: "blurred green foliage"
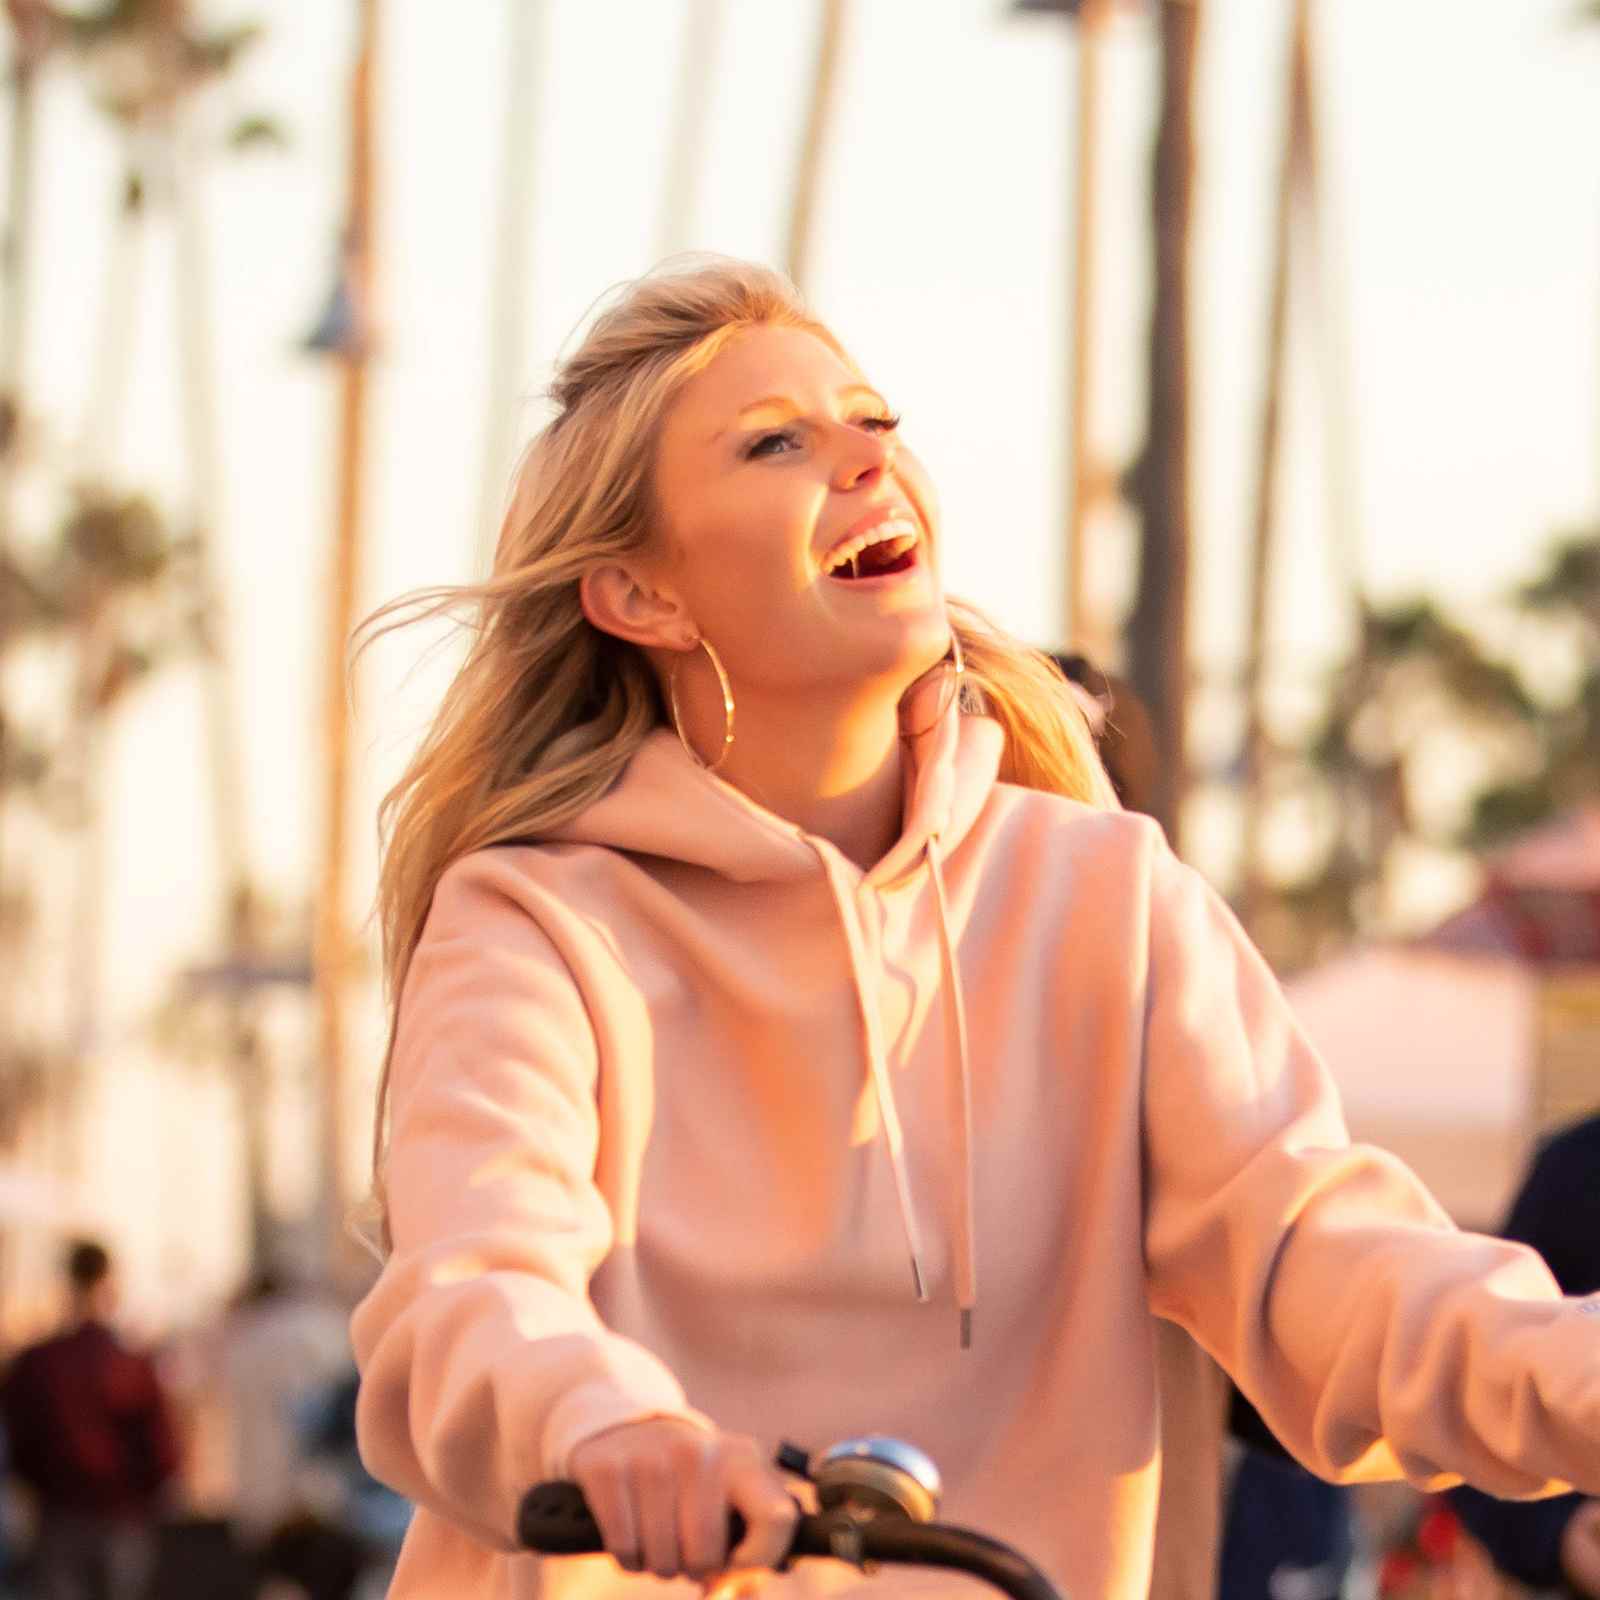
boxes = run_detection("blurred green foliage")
[0,485,192,799]
[1253,529,1600,970]
[17,1,281,145]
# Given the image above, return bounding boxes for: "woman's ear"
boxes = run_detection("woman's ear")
[580,562,694,651]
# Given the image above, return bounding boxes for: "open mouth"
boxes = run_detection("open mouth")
[822,515,921,581]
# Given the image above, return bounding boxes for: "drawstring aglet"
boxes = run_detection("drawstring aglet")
[960,1308,973,1350]
[909,1256,929,1303]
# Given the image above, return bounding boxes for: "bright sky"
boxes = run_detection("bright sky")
[7,0,1600,1308]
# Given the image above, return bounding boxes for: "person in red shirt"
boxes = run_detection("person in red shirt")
[0,1238,180,1600]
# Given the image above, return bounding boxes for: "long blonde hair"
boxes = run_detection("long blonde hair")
[354,256,1115,1254]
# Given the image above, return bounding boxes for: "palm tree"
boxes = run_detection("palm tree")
[1,0,283,1244]
[656,0,725,265]
[1124,0,1203,848]
[474,0,547,576]
[0,1,55,1158]
[1252,587,1566,972]
[1467,530,1600,841]
[0,2,48,548]
[1009,0,1118,663]
[1239,0,1315,928]
[785,0,849,292]
[308,0,381,1281]
[0,486,189,1172]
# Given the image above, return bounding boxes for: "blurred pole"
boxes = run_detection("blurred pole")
[655,0,724,263]
[80,159,145,479]
[0,1,43,558]
[0,2,48,1032]
[60,586,112,1188]
[314,0,380,1281]
[785,0,848,292]
[474,0,545,578]
[1125,0,1201,850]
[1302,6,1362,660]
[1239,0,1313,929]
[171,91,277,1265]
[1064,0,1112,662]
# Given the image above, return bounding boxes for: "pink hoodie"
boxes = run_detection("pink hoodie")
[352,704,1600,1600]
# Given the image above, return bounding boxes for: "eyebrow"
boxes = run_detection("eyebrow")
[711,384,887,443]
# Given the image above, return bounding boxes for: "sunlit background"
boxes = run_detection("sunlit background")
[0,0,1597,1588]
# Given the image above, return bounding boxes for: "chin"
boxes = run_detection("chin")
[880,615,955,695]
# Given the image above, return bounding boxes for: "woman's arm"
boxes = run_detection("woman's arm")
[1447,1118,1600,1593]
[1136,831,1600,1497]
[350,851,710,1551]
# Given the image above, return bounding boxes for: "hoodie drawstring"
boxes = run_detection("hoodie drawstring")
[818,852,930,1304]
[925,837,977,1350]
[814,841,977,1348]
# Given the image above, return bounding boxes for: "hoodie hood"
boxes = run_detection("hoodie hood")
[546,699,1005,1346]
[547,698,1003,888]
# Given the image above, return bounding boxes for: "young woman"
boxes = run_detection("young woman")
[350,258,1600,1600]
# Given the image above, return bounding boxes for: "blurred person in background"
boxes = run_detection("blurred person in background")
[217,1259,356,1581]
[349,258,1600,1600]
[1048,653,1156,817]
[0,1238,179,1600]
[1449,1113,1600,1598]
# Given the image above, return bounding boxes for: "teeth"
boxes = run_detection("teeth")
[823,515,919,576]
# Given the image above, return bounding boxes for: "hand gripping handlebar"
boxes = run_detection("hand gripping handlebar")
[514,1479,1064,1600]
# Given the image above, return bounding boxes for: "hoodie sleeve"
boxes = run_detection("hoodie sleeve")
[1138,833,1600,1498]
[350,851,709,1552]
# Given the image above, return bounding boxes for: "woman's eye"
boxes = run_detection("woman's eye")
[747,429,797,458]
[745,412,901,459]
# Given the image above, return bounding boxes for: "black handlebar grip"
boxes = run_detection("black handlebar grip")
[515,1486,1064,1600]
[516,1481,751,1559]
[517,1482,606,1556]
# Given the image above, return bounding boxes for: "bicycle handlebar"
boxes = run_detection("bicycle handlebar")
[516,1481,1063,1600]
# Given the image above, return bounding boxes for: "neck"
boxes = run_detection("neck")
[711,691,906,871]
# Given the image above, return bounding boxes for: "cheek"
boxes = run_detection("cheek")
[680,506,808,631]
[893,447,941,543]
[701,482,816,588]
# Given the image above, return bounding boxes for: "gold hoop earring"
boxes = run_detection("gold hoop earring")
[668,636,735,773]
[898,628,966,740]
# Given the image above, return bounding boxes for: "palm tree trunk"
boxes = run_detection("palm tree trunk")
[474,0,545,577]
[785,0,849,292]
[1063,0,1112,661]
[314,0,380,1280]
[0,20,43,1057]
[0,54,33,532]
[59,586,113,1188]
[1300,18,1360,642]
[80,157,146,479]
[656,0,724,265]
[171,103,279,1265]
[1125,0,1202,849]
[1239,0,1313,928]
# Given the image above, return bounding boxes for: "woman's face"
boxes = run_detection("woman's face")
[645,323,950,704]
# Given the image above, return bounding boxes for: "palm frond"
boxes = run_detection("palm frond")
[1518,531,1600,612]
[228,113,288,152]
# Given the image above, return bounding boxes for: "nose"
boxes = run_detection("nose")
[833,420,895,491]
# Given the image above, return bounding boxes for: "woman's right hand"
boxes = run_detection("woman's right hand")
[568,1416,799,1585]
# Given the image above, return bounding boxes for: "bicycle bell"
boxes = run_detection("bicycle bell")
[809,1436,943,1523]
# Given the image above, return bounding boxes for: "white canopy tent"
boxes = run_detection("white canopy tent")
[1285,805,1600,1229]
[1286,948,1541,1228]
